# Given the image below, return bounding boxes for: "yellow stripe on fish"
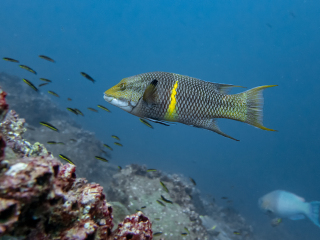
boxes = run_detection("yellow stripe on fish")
[164,80,178,121]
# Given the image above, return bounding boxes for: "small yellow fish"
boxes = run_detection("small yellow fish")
[147,169,156,172]
[87,107,98,112]
[39,122,59,132]
[184,227,190,234]
[40,78,52,82]
[39,83,49,87]
[160,181,169,193]
[271,217,282,227]
[111,135,120,140]
[3,57,19,63]
[47,141,64,145]
[139,118,153,129]
[181,233,187,236]
[22,78,38,91]
[59,154,75,165]
[114,142,123,147]
[80,72,95,83]
[19,65,36,74]
[97,105,111,112]
[103,144,113,151]
[233,231,241,235]
[95,156,109,162]
[154,218,160,221]
[39,55,55,62]
[141,206,146,209]
[118,166,122,170]
[67,108,78,115]
[153,232,162,236]
[74,108,84,116]
[156,200,165,207]
[190,177,196,186]
[48,91,59,97]
[161,195,173,204]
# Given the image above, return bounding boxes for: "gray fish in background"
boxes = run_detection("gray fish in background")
[259,190,320,228]
[104,72,276,141]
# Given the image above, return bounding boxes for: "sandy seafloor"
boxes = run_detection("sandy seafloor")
[0,72,302,240]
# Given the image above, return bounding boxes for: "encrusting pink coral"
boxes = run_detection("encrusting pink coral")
[113,211,153,240]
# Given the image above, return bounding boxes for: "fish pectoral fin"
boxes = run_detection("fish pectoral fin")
[289,214,305,220]
[143,79,158,106]
[199,119,239,141]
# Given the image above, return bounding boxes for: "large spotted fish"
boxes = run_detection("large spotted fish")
[104,72,276,141]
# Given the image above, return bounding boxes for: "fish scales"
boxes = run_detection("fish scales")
[126,72,234,121]
[104,71,276,140]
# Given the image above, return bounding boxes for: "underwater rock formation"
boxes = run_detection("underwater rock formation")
[0,86,9,122]
[0,73,260,240]
[0,80,153,240]
[112,211,152,240]
[107,164,208,240]
[0,156,115,239]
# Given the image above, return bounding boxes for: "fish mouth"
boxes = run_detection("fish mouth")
[103,94,134,112]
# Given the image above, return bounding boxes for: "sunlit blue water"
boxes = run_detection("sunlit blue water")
[1,1,320,239]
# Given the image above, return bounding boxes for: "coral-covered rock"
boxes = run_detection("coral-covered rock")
[113,211,152,240]
[0,87,8,121]
[0,110,50,158]
[0,134,5,161]
[0,156,114,239]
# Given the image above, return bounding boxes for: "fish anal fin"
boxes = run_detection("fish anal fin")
[195,119,239,141]
[143,79,158,105]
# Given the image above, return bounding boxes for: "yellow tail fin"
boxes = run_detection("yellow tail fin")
[239,85,277,131]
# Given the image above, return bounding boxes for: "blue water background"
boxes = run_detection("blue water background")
[0,1,320,239]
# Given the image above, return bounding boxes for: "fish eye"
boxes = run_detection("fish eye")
[119,83,126,90]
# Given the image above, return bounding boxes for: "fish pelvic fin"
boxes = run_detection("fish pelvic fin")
[307,201,320,228]
[237,85,277,131]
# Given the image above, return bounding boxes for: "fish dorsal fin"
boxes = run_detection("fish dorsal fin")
[205,82,246,94]
[143,79,158,105]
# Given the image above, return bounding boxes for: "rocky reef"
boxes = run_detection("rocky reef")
[0,72,263,240]
[0,85,153,240]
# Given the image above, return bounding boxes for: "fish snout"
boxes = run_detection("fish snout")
[103,94,113,103]
[103,94,133,112]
